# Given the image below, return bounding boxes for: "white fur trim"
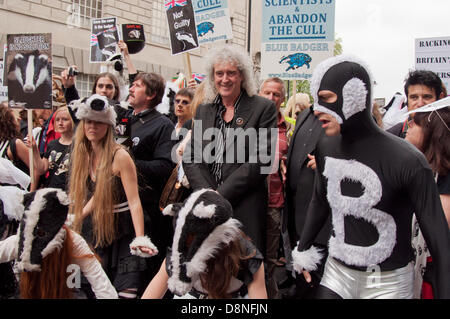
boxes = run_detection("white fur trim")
[167,277,192,297]
[168,189,210,292]
[192,201,216,219]
[65,213,75,227]
[0,158,30,189]
[18,189,48,272]
[162,204,175,216]
[17,188,69,271]
[156,81,180,115]
[291,245,324,273]
[313,104,343,124]
[74,94,117,126]
[323,157,397,267]
[0,186,25,221]
[186,218,242,277]
[310,55,374,120]
[342,78,368,120]
[129,236,158,258]
[41,227,66,258]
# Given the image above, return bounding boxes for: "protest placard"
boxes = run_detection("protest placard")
[0,59,7,103]
[193,0,233,45]
[122,24,146,54]
[165,0,199,56]
[261,0,335,80]
[416,36,450,94]
[91,17,119,63]
[5,33,52,109]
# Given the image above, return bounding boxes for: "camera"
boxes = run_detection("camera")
[68,66,79,77]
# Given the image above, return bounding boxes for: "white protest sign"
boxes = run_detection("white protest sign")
[193,0,233,45]
[416,36,450,94]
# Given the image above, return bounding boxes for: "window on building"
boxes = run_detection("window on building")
[75,73,97,99]
[150,0,170,46]
[52,67,96,101]
[71,0,103,27]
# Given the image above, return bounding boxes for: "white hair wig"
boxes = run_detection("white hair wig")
[203,45,257,103]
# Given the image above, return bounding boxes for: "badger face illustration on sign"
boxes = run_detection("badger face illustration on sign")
[8,50,52,108]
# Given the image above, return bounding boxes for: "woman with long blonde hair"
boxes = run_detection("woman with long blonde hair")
[68,94,157,299]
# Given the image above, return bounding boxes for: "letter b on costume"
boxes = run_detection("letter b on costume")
[323,157,397,267]
[66,264,81,289]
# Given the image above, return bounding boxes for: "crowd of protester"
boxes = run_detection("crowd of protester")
[0,41,449,300]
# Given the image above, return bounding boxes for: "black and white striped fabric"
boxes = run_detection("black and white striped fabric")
[210,92,243,185]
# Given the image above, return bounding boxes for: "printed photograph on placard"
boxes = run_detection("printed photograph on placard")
[91,17,119,63]
[5,33,52,109]
[122,24,146,54]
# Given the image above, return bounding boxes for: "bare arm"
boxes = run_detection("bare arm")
[60,66,77,89]
[113,148,144,236]
[247,263,268,299]
[113,148,157,256]
[141,258,169,299]
[440,194,450,229]
[118,40,137,75]
[82,197,94,219]
[24,135,49,176]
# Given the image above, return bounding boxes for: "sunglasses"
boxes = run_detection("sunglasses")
[175,99,190,106]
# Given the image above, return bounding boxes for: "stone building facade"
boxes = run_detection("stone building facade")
[0,0,256,98]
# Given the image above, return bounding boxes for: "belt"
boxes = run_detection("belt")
[188,287,246,299]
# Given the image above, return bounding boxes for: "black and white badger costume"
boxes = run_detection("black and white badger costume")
[0,188,118,298]
[162,189,263,298]
[292,55,450,298]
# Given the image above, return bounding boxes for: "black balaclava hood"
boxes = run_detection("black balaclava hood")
[17,188,70,272]
[311,55,377,137]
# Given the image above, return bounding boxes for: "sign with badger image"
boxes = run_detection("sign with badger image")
[261,1,335,80]
[165,0,199,55]
[91,17,120,63]
[122,24,146,54]
[193,0,233,45]
[5,33,52,109]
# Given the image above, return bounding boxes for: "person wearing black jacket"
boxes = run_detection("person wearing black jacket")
[283,106,330,299]
[182,45,277,256]
[126,72,176,293]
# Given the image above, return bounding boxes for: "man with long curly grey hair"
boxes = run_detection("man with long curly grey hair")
[183,44,278,258]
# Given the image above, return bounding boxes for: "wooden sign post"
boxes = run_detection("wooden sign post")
[27,109,35,190]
